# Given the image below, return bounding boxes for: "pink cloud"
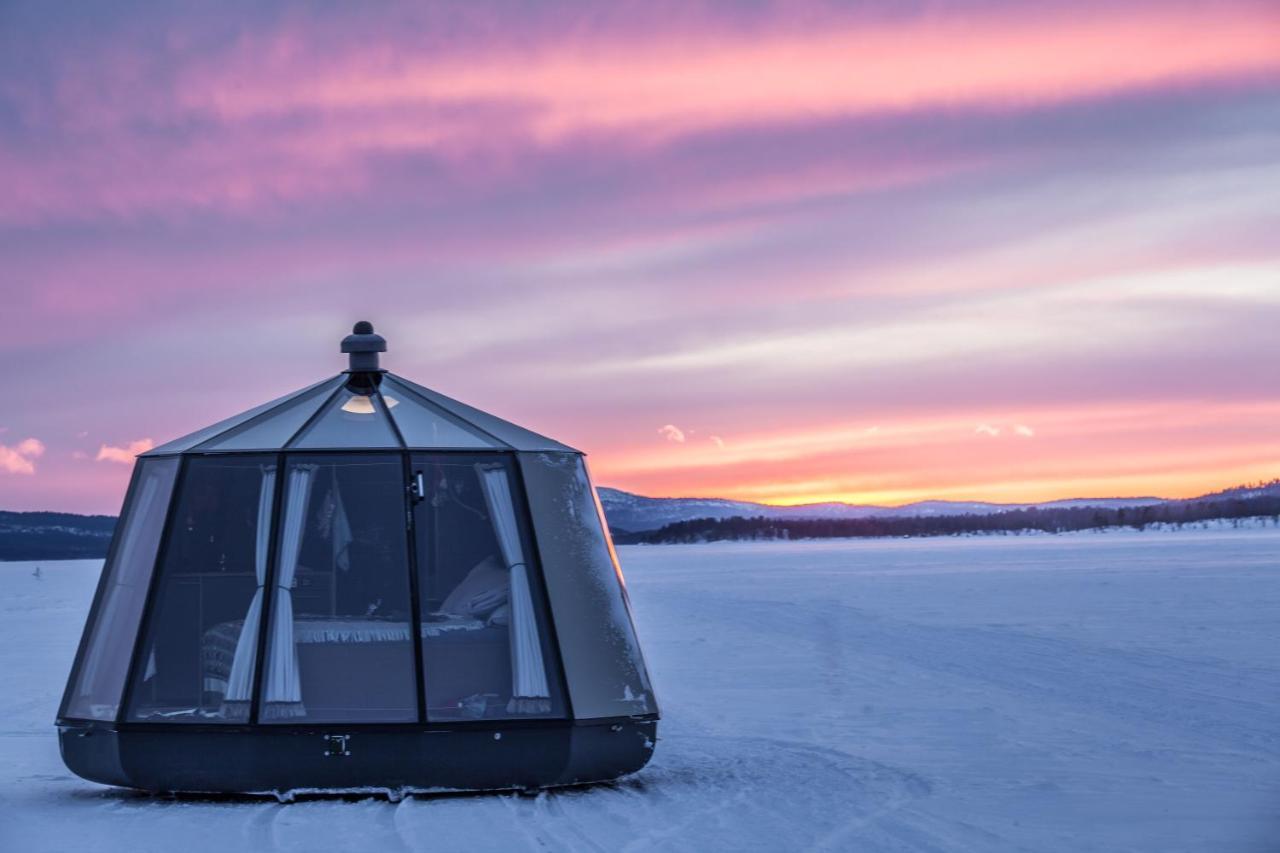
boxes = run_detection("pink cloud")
[95,438,155,465]
[0,438,46,475]
[184,7,1279,139]
[5,3,1278,224]
[658,424,686,443]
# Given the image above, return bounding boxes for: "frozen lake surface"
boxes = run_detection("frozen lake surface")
[2,527,1278,852]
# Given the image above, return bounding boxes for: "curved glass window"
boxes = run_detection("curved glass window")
[261,455,417,723]
[411,454,565,721]
[62,458,179,721]
[125,456,276,722]
[517,452,656,719]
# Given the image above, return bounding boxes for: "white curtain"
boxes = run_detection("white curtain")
[331,476,353,572]
[221,466,276,711]
[476,464,550,714]
[263,464,316,718]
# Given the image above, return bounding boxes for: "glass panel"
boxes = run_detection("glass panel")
[62,458,179,720]
[125,456,276,722]
[262,455,417,723]
[195,378,341,451]
[147,378,335,455]
[381,376,496,449]
[517,452,656,719]
[290,381,399,449]
[412,455,564,721]
[387,373,575,452]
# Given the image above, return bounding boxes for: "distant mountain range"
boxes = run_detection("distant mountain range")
[597,488,1169,533]
[2,481,1278,560]
[606,480,1280,543]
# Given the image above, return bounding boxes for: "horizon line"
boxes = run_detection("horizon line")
[601,474,1280,510]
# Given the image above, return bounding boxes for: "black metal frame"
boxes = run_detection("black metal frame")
[57,715,658,794]
[61,711,655,735]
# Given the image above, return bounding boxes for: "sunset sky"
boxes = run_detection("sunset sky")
[1,0,1278,515]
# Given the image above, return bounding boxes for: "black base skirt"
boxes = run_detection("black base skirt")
[57,717,657,796]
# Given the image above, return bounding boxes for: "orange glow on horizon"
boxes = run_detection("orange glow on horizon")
[603,464,1280,509]
[590,399,1280,508]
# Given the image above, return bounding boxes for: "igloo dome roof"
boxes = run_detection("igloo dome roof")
[143,323,576,456]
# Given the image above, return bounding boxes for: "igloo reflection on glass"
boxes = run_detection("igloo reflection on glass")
[57,322,658,796]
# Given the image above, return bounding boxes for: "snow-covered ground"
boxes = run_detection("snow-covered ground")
[2,528,1278,852]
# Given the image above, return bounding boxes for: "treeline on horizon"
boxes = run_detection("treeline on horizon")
[612,492,1280,544]
[0,511,114,561]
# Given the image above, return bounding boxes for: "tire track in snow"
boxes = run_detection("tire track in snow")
[500,790,557,851]
[245,803,284,852]
[610,735,928,852]
[537,791,611,853]
[391,796,427,853]
[371,798,413,853]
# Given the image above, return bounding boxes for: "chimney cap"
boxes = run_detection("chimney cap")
[341,321,386,372]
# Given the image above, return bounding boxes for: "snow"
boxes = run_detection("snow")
[2,527,1278,852]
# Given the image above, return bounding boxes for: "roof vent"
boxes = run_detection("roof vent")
[340,321,387,373]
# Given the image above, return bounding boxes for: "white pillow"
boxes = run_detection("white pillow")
[439,556,509,617]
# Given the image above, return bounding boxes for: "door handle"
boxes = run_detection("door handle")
[411,471,426,503]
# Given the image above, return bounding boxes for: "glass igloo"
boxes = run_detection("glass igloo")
[57,322,658,795]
